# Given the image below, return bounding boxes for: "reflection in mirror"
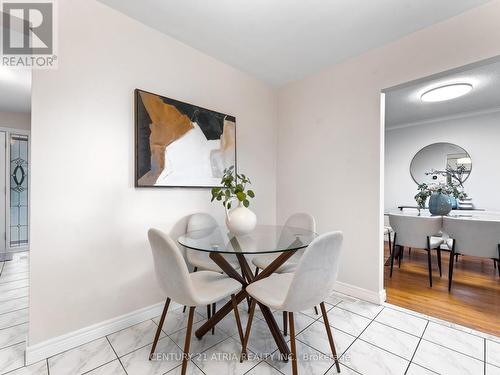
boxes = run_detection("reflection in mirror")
[410,142,471,186]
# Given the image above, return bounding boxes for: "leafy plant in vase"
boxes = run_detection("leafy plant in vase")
[414,183,467,216]
[211,166,257,235]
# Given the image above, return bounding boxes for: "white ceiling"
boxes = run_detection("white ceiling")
[385,58,500,128]
[0,67,31,113]
[98,0,491,86]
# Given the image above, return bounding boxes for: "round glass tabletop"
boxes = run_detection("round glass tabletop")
[178,224,317,254]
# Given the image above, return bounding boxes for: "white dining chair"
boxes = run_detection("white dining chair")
[183,213,241,322]
[443,216,500,291]
[388,214,444,287]
[147,228,243,375]
[242,231,344,375]
[252,213,319,326]
[252,213,316,275]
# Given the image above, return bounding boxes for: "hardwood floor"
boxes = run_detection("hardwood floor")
[384,242,500,337]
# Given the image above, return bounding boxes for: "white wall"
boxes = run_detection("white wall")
[277,1,500,296]
[29,0,277,345]
[0,111,30,130]
[385,110,500,211]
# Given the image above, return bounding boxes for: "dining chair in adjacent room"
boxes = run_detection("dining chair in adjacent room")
[388,214,444,287]
[183,213,240,323]
[242,231,344,375]
[443,216,500,291]
[147,228,243,375]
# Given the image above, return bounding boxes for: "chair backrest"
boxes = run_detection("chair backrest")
[284,213,316,232]
[281,231,343,312]
[185,213,217,266]
[148,228,196,306]
[388,214,443,249]
[443,216,500,258]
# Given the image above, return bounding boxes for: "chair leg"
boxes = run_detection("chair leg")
[231,294,245,347]
[389,233,397,278]
[408,247,412,256]
[181,306,195,375]
[426,237,432,287]
[437,248,442,277]
[314,306,319,315]
[211,303,216,334]
[283,311,288,336]
[207,304,211,320]
[497,244,500,277]
[399,246,404,267]
[388,232,392,256]
[241,299,256,362]
[254,267,259,278]
[289,312,298,375]
[448,244,456,292]
[320,302,340,373]
[149,298,170,360]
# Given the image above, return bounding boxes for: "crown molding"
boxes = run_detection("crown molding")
[386,105,500,131]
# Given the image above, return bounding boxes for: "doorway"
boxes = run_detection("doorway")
[0,129,29,261]
[381,56,500,336]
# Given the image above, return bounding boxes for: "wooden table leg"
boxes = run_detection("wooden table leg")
[196,249,297,360]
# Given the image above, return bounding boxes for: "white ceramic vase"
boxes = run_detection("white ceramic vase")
[225,200,257,235]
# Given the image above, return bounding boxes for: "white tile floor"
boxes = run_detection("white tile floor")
[1,253,499,375]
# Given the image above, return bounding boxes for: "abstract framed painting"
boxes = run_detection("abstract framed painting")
[134,89,236,187]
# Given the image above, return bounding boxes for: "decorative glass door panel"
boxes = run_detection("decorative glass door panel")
[10,134,29,248]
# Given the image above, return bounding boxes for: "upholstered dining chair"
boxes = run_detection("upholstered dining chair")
[252,213,319,327]
[443,216,500,291]
[388,214,444,287]
[242,231,344,375]
[147,229,243,375]
[183,213,241,323]
[252,213,316,275]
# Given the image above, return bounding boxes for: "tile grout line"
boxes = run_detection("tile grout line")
[385,302,498,342]
[323,306,387,375]
[484,338,486,375]
[404,320,429,375]
[0,321,29,332]
[105,335,129,375]
[339,305,386,365]
[419,336,487,363]
[366,314,423,339]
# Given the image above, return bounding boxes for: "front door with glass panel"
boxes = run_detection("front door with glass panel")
[9,134,29,250]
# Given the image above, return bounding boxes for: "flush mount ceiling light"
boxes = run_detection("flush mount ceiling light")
[421,83,473,103]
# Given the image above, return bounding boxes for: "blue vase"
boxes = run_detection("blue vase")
[449,196,457,209]
[429,193,453,216]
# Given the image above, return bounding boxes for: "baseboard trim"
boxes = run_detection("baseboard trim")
[334,281,386,305]
[26,282,385,364]
[26,300,181,365]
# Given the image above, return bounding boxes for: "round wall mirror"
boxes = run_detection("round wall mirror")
[410,142,472,186]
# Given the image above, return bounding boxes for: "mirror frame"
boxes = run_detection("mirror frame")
[409,142,472,185]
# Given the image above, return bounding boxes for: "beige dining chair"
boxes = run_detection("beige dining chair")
[242,231,344,375]
[252,213,319,327]
[183,213,241,323]
[147,228,243,375]
[388,214,444,287]
[443,216,500,291]
[252,213,316,275]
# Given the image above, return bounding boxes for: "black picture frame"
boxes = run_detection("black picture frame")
[134,88,237,188]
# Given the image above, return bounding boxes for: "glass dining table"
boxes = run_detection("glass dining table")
[178,224,317,360]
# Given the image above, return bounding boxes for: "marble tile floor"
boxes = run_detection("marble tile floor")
[1,253,499,374]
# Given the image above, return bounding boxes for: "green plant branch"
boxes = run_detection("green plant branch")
[211,166,255,208]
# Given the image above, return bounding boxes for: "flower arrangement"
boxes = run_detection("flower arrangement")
[211,166,255,209]
[414,182,467,210]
